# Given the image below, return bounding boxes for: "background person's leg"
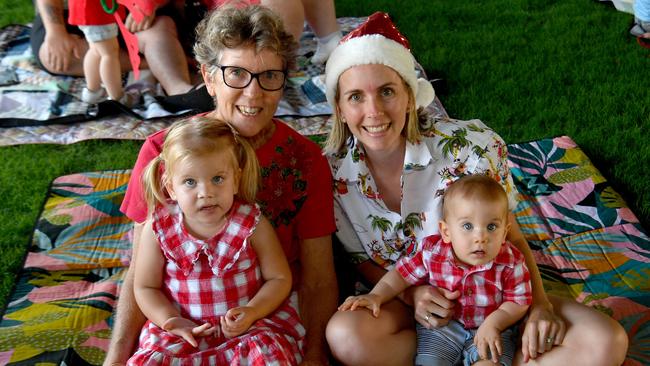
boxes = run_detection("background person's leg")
[136,15,192,96]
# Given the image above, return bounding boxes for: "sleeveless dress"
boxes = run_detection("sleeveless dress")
[127,199,305,365]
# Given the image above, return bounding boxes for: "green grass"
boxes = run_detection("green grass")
[0,0,648,311]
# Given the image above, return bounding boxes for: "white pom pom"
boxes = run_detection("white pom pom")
[415,78,435,108]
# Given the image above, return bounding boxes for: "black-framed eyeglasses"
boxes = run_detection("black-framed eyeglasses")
[215,65,287,91]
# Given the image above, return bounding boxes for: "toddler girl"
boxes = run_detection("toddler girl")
[127,116,305,365]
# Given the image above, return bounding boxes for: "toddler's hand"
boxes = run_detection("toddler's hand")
[338,294,381,317]
[475,323,502,364]
[162,317,217,347]
[221,306,256,338]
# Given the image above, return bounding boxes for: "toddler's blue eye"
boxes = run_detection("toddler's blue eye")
[462,222,473,231]
[212,176,224,184]
[183,178,196,187]
[487,223,497,232]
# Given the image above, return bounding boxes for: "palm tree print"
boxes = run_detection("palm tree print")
[438,128,470,158]
[369,214,392,236]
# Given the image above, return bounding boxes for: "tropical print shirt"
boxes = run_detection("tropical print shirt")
[328,118,518,270]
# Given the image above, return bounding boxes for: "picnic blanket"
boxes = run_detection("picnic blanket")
[0,18,446,146]
[0,133,648,365]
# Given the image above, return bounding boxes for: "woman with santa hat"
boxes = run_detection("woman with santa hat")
[323,12,628,366]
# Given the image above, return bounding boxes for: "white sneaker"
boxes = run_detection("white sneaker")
[115,91,140,108]
[81,87,107,104]
[311,31,342,65]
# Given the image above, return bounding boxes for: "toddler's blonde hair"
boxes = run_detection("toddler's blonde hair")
[142,116,260,210]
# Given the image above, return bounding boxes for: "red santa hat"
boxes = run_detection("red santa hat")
[325,12,435,109]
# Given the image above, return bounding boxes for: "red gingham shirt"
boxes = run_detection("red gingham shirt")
[128,199,305,365]
[396,235,532,328]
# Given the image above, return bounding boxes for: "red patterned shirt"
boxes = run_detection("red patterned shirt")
[396,235,532,328]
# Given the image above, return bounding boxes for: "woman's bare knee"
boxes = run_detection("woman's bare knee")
[550,296,629,366]
[326,310,371,363]
[326,305,416,366]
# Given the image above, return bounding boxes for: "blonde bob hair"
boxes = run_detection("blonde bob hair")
[141,117,260,210]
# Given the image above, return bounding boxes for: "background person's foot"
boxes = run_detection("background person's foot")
[81,87,107,104]
[311,31,342,65]
[630,17,650,37]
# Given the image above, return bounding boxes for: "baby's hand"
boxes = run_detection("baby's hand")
[338,294,382,317]
[475,323,502,364]
[221,306,256,338]
[162,317,217,347]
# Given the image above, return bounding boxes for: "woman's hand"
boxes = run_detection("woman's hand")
[125,12,155,33]
[409,285,460,328]
[221,306,257,338]
[520,301,566,362]
[162,317,217,347]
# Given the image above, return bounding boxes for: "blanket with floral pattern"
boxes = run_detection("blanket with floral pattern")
[0,136,648,365]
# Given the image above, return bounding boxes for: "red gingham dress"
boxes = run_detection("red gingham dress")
[127,199,305,365]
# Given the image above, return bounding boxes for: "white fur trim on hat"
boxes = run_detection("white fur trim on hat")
[325,34,435,108]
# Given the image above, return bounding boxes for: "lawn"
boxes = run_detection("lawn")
[0,0,648,312]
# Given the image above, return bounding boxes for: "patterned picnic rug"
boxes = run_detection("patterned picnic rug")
[0,133,647,365]
[0,19,446,146]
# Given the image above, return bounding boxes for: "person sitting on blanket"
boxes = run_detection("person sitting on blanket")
[31,0,194,96]
[322,11,629,366]
[127,117,305,364]
[107,5,337,366]
[338,174,532,366]
[179,0,342,66]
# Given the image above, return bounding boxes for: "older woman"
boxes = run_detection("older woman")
[324,12,628,366]
[104,6,337,366]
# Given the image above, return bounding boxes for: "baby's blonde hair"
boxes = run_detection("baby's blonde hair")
[141,116,260,210]
[442,174,509,219]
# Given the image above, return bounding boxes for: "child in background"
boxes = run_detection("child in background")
[339,174,532,366]
[127,117,305,365]
[67,0,134,105]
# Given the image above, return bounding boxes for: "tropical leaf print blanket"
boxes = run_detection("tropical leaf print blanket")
[0,136,648,365]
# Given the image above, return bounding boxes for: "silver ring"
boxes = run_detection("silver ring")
[424,314,430,322]
[545,337,554,344]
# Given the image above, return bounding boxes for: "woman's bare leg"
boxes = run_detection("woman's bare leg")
[261,0,305,42]
[326,299,416,366]
[514,295,628,366]
[301,0,339,38]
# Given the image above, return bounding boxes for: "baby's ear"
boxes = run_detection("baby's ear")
[439,220,451,243]
[503,221,512,241]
